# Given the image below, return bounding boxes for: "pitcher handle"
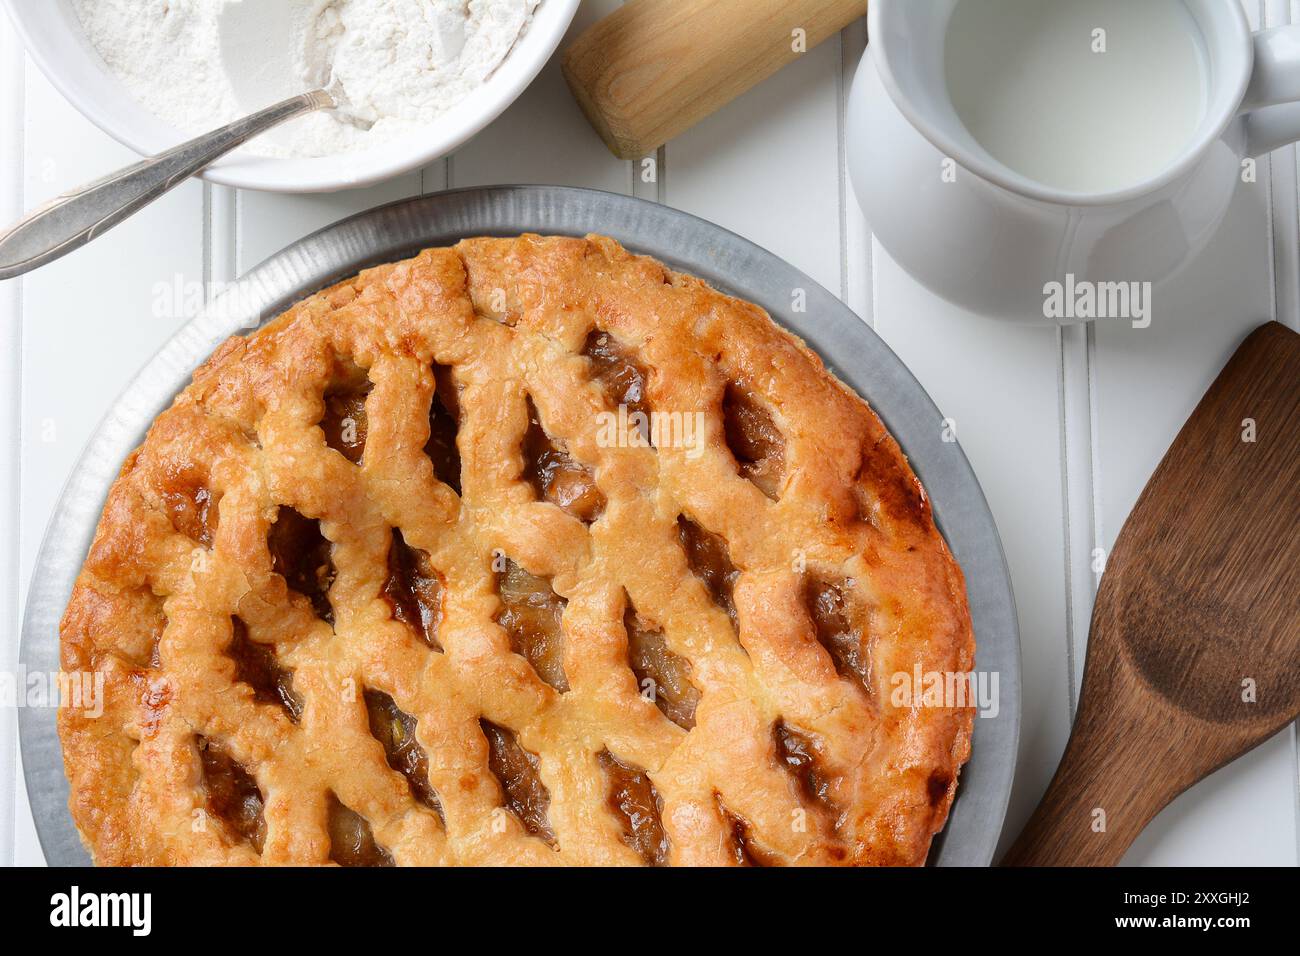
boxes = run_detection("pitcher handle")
[1243,26,1300,156]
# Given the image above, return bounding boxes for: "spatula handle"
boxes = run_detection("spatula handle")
[1002,662,1194,867]
[1002,722,1177,866]
[563,0,869,159]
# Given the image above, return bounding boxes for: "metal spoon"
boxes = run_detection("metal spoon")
[0,77,351,282]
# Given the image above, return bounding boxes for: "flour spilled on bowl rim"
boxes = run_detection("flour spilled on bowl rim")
[72,0,542,159]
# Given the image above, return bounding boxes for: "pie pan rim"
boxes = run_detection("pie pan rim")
[19,185,1022,866]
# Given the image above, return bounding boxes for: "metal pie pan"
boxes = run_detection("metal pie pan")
[20,186,1021,867]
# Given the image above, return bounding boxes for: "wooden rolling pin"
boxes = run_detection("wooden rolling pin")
[563,0,869,159]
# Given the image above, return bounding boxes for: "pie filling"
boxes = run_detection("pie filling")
[382,530,444,650]
[805,578,872,698]
[522,397,606,523]
[425,365,463,495]
[773,719,838,819]
[159,469,219,548]
[268,507,336,625]
[364,689,442,818]
[716,796,774,867]
[624,605,700,730]
[481,719,556,849]
[599,750,670,866]
[320,377,372,465]
[227,617,303,723]
[198,737,266,853]
[327,794,394,867]
[495,558,569,692]
[583,330,653,439]
[723,383,785,500]
[677,515,740,627]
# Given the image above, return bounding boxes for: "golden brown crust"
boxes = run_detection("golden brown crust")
[59,235,974,866]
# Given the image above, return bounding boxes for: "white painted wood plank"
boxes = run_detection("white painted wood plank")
[1127,736,1295,865]
[448,0,628,193]
[1093,179,1298,865]
[1247,0,1265,31]
[1276,6,1300,335]
[18,62,206,592]
[1265,1,1300,332]
[1093,190,1273,562]
[1,10,25,870]
[235,175,424,277]
[422,160,450,195]
[1270,0,1300,865]
[15,57,209,866]
[630,147,664,204]
[870,245,1072,859]
[1059,323,1097,707]
[840,22,872,326]
[208,185,238,287]
[666,34,845,297]
[1268,149,1299,329]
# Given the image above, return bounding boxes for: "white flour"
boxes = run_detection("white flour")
[72,0,541,158]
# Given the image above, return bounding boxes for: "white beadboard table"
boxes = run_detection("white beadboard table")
[2,0,1297,867]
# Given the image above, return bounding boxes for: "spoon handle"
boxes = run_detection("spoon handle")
[1000,639,1188,866]
[0,90,333,281]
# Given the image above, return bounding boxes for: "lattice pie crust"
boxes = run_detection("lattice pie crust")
[59,235,975,866]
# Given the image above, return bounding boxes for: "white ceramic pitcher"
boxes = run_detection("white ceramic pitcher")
[847,0,1300,323]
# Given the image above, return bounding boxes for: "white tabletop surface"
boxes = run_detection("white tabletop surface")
[1,0,1297,868]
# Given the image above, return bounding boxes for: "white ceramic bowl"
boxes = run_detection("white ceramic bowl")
[2,0,581,193]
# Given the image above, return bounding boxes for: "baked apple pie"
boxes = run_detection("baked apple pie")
[59,235,975,866]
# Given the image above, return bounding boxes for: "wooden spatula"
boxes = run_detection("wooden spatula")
[1003,321,1300,866]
